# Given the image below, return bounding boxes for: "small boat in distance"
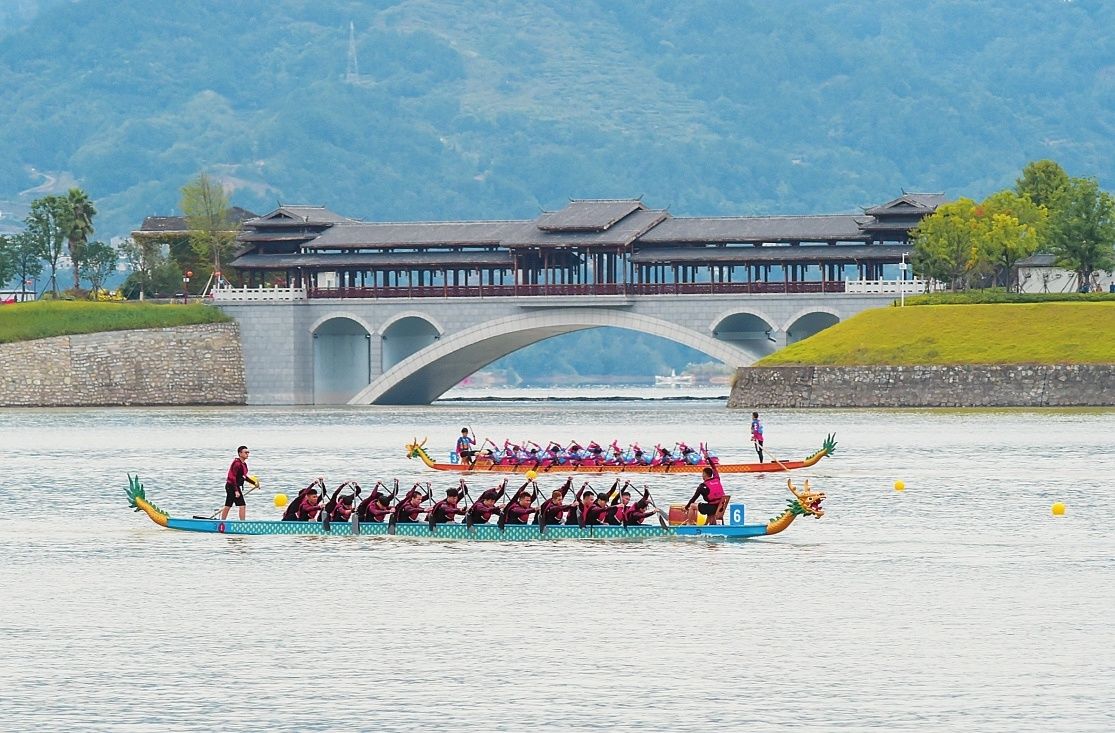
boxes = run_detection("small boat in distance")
[654,369,695,386]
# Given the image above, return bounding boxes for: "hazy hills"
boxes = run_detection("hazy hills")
[2,0,1113,239]
[3,0,1113,381]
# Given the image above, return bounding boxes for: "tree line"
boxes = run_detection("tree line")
[912,160,1115,291]
[0,173,240,300]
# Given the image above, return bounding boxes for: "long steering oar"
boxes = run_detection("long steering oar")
[761,446,793,473]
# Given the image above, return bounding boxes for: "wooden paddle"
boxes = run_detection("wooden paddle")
[640,484,670,531]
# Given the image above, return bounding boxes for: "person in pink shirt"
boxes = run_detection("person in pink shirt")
[683,453,726,525]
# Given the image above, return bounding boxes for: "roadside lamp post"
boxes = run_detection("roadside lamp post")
[899,254,908,307]
[183,270,192,304]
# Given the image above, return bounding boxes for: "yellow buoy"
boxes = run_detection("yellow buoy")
[274,493,289,508]
[525,470,538,480]
[1051,502,1066,516]
[894,481,906,492]
[696,513,707,526]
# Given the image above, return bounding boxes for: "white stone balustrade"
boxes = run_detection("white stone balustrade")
[843,279,935,294]
[211,286,306,302]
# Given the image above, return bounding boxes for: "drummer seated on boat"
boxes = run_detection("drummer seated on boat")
[683,458,726,525]
[428,488,467,525]
[457,428,477,465]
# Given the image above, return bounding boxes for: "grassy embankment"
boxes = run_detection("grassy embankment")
[757,301,1115,366]
[0,301,230,344]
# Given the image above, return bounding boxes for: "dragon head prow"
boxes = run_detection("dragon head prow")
[125,474,168,519]
[787,478,826,518]
[405,436,429,459]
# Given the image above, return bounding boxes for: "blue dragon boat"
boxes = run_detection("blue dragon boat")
[124,475,825,542]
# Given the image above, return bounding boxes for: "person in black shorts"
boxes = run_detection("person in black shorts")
[221,445,260,521]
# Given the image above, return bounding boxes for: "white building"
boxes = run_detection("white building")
[1016,254,1115,294]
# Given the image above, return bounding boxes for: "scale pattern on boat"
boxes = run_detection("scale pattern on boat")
[166,516,672,540]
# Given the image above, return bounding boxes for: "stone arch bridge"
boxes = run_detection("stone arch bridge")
[217,292,893,405]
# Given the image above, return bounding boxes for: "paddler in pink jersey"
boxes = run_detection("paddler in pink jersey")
[683,451,726,525]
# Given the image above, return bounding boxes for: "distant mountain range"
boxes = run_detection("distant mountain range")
[2,0,1113,240]
[3,0,1113,378]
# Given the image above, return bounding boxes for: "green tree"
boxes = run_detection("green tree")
[120,236,168,300]
[26,195,70,297]
[180,173,236,291]
[975,191,1046,290]
[0,236,15,289]
[1046,177,1115,291]
[0,232,45,300]
[79,240,119,296]
[911,198,982,290]
[1015,160,1070,209]
[61,187,97,290]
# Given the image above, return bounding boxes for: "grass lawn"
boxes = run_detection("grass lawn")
[757,302,1115,366]
[0,300,230,344]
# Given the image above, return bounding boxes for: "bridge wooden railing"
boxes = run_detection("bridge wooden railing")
[306,281,850,299]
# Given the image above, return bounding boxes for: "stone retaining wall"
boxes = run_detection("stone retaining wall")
[728,364,1115,408]
[0,323,246,406]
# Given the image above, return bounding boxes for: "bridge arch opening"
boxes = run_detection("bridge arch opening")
[313,317,371,404]
[712,312,779,358]
[785,311,840,345]
[351,309,762,405]
[381,316,441,372]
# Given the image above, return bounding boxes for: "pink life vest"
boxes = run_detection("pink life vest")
[704,475,725,502]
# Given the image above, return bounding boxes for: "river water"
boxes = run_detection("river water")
[0,402,1112,732]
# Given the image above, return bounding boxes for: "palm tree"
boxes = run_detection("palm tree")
[63,188,97,289]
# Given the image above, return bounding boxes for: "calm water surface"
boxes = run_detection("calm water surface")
[1,402,1112,732]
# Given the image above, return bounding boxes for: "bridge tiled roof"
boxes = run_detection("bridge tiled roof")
[864,193,946,216]
[244,205,355,227]
[231,250,514,270]
[536,200,644,232]
[304,221,519,249]
[637,214,871,244]
[631,243,912,264]
[502,208,668,247]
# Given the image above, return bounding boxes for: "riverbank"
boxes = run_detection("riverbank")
[757,302,1115,367]
[0,322,245,406]
[0,300,229,344]
[735,302,1115,407]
